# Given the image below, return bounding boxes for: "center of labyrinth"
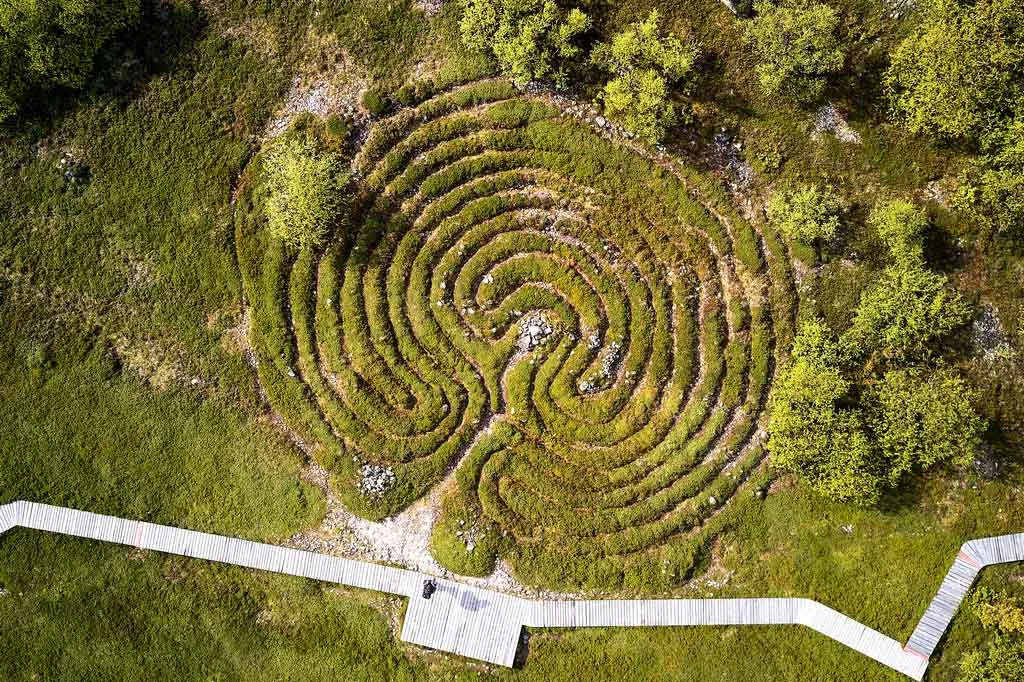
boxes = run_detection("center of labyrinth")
[236,79,796,588]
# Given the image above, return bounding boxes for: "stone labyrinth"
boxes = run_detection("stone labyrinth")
[236,78,797,587]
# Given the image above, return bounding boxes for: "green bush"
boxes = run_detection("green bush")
[592,10,700,143]
[768,320,984,506]
[866,368,983,485]
[956,116,1024,237]
[459,0,590,87]
[959,635,1024,682]
[886,0,1024,238]
[264,134,348,249]
[767,185,843,245]
[971,588,1024,634]
[868,198,929,264]
[0,0,140,119]
[844,261,972,361]
[768,321,882,506]
[362,88,389,116]
[885,0,1024,140]
[744,0,846,104]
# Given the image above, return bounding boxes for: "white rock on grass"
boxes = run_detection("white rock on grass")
[359,463,397,498]
[518,314,553,351]
[812,103,862,144]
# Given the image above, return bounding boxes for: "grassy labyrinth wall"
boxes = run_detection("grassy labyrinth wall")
[235,77,798,590]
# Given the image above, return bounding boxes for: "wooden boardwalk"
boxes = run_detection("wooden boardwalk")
[2,501,1022,679]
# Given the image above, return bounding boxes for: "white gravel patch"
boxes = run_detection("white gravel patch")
[812,103,862,144]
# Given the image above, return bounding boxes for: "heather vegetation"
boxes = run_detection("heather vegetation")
[1,0,1023,680]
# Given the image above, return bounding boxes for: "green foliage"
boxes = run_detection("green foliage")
[971,588,1024,634]
[768,346,882,506]
[264,134,348,249]
[744,0,846,104]
[767,185,843,245]
[956,116,1024,237]
[847,197,972,360]
[885,0,1024,140]
[769,320,984,506]
[868,198,929,264]
[866,368,983,485]
[886,0,1024,237]
[959,636,1024,682]
[0,0,140,119]
[362,88,389,116]
[459,0,589,87]
[845,262,972,362]
[592,10,700,142]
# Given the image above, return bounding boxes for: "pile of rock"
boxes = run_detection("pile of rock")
[579,340,622,394]
[359,463,396,498]
[454,518,485,553]
[713,129,754,193]
[972,306,1013,361]
[518,314,553,351]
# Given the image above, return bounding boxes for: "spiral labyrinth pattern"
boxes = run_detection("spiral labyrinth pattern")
[236,78,797,587]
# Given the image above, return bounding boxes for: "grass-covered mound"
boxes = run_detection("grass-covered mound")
[236,76,797,590]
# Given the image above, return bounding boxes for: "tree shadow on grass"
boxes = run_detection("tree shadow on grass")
[9,1,205,137]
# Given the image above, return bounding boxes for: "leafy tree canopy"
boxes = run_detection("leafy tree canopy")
[885,0,1024,140]
[767,185,843,244]
[768,323,882,506]
[956,114,1024,237]
[744,0,846,104]
[886,0,1024,237]
[592,10,700,143]
[768,319,983,506]
[866,368,983,485]
[844,198,971,361]
[264,135,348,249]
[0,0,140,120]
[868,198,929,264]
[844,259,972,362]
[460,0,589,88]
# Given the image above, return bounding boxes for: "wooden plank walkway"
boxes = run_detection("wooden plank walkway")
[904,533,1024,658]
[2,501,1022,679]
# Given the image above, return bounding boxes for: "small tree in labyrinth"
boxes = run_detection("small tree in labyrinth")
[264,136,348,249]
[592,10,700,143]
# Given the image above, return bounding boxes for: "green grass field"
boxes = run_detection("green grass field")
[1,0,1022,680]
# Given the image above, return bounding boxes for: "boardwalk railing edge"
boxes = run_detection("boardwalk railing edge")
[2,500,1022,680]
